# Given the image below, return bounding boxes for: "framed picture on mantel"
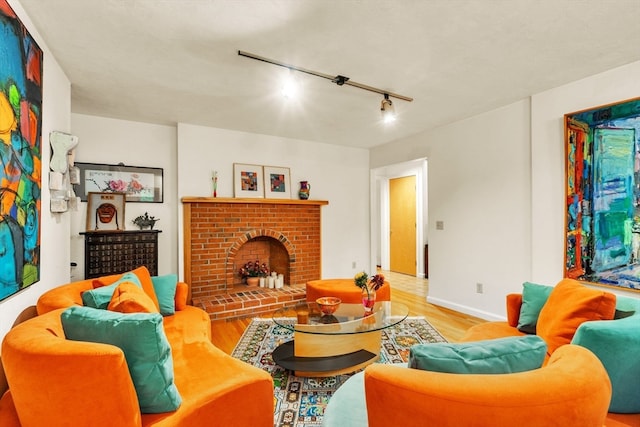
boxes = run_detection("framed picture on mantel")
[264,166,291,199]
[234,163,264,198]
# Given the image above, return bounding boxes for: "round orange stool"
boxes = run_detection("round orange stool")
[305,279,391,304]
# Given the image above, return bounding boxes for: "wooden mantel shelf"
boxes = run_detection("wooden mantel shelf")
[181,197,328,206]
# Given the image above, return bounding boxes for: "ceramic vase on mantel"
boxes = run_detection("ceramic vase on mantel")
[246,277,260,287]
[362,286,376,316]
[298,181,311,200]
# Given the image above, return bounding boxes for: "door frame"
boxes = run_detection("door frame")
[370,159,427,278]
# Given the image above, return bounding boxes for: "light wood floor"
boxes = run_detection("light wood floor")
[210,271,485,354]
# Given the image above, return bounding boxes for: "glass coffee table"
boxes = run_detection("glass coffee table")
[272,301,409,377]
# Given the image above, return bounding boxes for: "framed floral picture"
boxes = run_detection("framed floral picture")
[234,163,264,198]
[86,192,126,231]
[74,162,163,203]
[264,166,291,199]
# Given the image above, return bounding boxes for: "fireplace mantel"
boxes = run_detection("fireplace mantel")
[181,197,328,206]
[182,197,328,320]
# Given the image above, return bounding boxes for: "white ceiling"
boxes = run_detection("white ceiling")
[18,0,640,148]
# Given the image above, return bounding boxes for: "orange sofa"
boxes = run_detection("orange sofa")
[460,279,640,414]
[324,344,611,427]
[0,271,274,427]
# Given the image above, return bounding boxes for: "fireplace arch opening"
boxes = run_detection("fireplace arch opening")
[227,232,293,289]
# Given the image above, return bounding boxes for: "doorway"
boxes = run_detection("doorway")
[389,176,416,275]
[371,159,426,279]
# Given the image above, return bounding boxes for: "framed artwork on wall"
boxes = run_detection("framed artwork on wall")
[0,0,44,301]
[74,162,163,203]
[264,166,291,199]
[234,163,264,198]
[564,96,640,291]
[86,192,126,231]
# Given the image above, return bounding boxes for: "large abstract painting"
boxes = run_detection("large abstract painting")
[0,0,43,300]
[565,97,640,291]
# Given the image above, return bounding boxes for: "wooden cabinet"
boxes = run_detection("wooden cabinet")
[80,230,161,279]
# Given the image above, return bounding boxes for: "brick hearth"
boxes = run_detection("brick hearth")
[182,197,328,320]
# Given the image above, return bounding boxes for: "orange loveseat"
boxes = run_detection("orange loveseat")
[0,269,274,427]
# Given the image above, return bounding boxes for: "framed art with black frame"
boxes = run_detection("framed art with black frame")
[74,162,163,203]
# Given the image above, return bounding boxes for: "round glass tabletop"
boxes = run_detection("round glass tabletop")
[272,301,409,335]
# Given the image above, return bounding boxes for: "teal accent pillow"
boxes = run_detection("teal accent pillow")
[61,306,182,413]
[81,282,119,309]
[82,272,143,309]
[517,282,553,334]
[408,335,547,374]
[151,274,178,316]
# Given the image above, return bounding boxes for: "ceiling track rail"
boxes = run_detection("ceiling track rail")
[238,50,413,102]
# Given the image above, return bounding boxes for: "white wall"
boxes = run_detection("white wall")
[373,100,532,320]
[372,61,640,320]
[69,114,178,278]
[0,0,71,344]
[176,123,371,279]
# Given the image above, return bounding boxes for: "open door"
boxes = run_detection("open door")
[389,175,416,275]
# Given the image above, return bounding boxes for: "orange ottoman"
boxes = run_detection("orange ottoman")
[306,279,391,304]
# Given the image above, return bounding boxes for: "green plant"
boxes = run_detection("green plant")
[354,271,385,298]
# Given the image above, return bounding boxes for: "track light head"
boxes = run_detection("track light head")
[381,94,396,123]
[332,75,350,86]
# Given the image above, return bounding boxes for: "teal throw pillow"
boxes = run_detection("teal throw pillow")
[517,282,553,334]
[61,306,182,413]
[151,274,178,316]
[82,272,143,309]
[408,335,547,374]
[81,282,119,309]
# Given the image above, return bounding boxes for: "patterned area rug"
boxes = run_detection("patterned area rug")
[231,317,447,427]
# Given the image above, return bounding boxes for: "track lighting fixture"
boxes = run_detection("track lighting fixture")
[381,94,396,123]
[238,50,413,119]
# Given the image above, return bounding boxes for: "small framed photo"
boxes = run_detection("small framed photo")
[233,163,264,198]
[264,166,291,199]
[86,192,126,231]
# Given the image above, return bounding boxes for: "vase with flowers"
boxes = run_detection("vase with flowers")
[354,271,385,315]
[238,260,270,286]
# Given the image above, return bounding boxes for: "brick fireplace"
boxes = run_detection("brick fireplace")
[182,197,328,320]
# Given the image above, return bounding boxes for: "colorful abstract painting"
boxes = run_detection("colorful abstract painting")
[565,97,640,290]
[0,0,43,300]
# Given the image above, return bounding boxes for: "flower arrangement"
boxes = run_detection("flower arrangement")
[238,260,270,279]
[354,271,385,297]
